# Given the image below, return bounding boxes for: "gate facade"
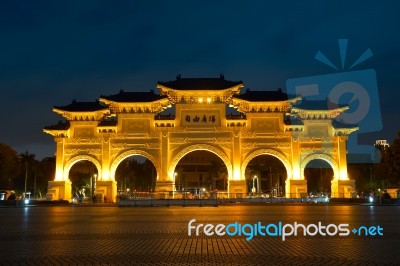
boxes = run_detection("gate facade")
[44,76,357,202]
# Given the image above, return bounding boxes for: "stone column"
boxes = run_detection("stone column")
[228,131,246,197]
[156,132,174,192]
[47,137,72,201]
[286,137,307,198]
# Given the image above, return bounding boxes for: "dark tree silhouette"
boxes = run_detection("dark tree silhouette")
[20,151,36,195]
[0,143,20,188]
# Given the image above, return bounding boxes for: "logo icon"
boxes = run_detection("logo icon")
[286,39,382,163]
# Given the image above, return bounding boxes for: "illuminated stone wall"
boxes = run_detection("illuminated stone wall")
[44,79,357,201]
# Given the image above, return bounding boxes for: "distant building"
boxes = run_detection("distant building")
[375,140,389,149]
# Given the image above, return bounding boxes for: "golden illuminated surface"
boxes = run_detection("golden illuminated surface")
[44,79,357,201]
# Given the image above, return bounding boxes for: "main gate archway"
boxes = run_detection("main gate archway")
[243,153,288,196]
[44,76,357,201]
[304,159,334,196]
[110,150,160,181]
[300,153,339,180]
[173,150,228,191]
[64,155,102,180]
[168,144,232,183]
[242,149,292,180]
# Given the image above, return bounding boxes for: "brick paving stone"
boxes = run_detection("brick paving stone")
[0,205,399,265]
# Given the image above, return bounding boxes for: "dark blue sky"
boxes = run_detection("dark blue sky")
[0,1,399,159]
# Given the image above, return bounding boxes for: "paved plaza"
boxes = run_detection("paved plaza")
[0,204,399,265]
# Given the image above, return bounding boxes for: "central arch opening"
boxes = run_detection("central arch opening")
[69,160,98,203]
[173,150,228,195]
[115,155,157,194]
[244,155,287,197]
[304,159,334,197]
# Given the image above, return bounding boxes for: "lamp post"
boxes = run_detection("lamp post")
[24,161,28,199]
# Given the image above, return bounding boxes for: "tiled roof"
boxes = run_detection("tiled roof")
[44,121,70,130]
[294,99,346,110]
[54,100,107,112]
[157,75,243,90]
[234,89,288,101]
[100,90,167,102]
[332,120,358,128]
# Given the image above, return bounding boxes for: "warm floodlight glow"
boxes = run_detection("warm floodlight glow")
[44,78,356,201]
[55,169,63,181]
[340,170,348,180]
[102,170,110,180]
[233,168,241,180]
[292,167,301,180]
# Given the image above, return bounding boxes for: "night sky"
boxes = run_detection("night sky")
[0,1,399,159]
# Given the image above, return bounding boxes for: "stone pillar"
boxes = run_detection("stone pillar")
[291,139,301,180]
[46,180,72,201]
[155,180,175,192]
[96,180,117,203]
[228,131,246,197]
[47,138,71,201]
[54,138,65,181]
[228,180,246,198]
[331,179,356,198]
[156,131,174,192]
[285,179,307,198]
[231,131,242,181]
[101,136,111,180]
[337,136,349,180]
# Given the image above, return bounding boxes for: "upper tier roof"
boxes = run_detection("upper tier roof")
[157,75,243,90]
[234,89,289,101]
[43,121,70,130]
[100,90,167,102]
[294,99,347,110]
[54,100,107,112]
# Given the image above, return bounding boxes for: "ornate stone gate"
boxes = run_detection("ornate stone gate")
[44,76,357,202]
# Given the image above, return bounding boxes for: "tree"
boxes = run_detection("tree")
[386,131,400,185]
[208,160,220,190]
[20,151,36,195]
[0,143,20,188]
[34,157,56,198]
[364,131,400,191]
